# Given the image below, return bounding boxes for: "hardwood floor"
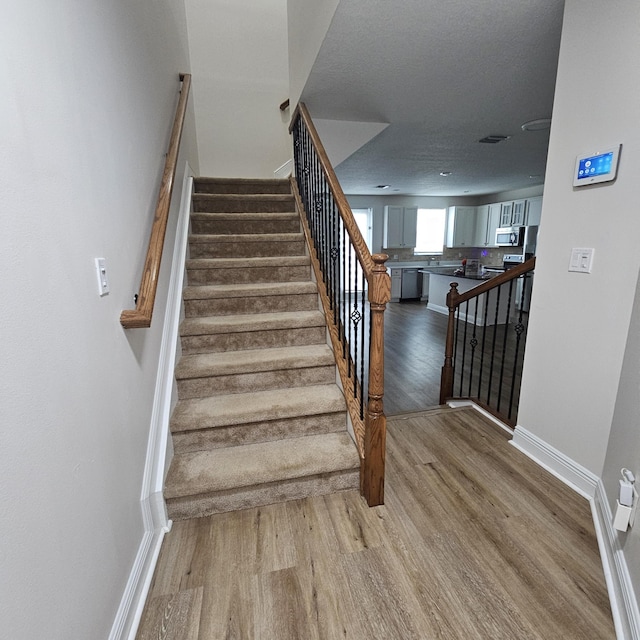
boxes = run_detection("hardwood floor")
[137,407,615,639]
[383,301,448,415]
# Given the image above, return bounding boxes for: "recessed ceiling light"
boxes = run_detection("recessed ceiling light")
[440,171,452,177]
[478,134,511,144]
[528,174,542,179]
[375,184,390,189]
[521,118,551,132]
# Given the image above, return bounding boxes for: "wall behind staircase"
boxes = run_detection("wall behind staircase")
[184,0,291,178]
[0,1,198,638]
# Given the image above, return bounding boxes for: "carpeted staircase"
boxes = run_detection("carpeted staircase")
[164,177,360,520]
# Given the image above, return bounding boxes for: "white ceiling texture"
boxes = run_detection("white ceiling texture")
[301,0,565,197]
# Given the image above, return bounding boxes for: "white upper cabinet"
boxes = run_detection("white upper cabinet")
[475,203,501,247]
[446,206,476,247]
[499,202,513,227]
[511,200,526,226]
[384,206,417,248]
[499,199,527,226]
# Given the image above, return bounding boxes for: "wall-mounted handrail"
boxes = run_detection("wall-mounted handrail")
[290,103,390,506]
[120,73,192,329]
[440,256,536,425]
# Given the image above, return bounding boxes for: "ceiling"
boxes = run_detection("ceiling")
[301,0,565,197]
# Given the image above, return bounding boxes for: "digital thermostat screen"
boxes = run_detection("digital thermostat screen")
[577,152,613,180]
[573,144,621,187]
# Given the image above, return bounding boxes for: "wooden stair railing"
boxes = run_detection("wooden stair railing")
[120,73,192,329]
[289,103,390,506]
[440,257,536,425]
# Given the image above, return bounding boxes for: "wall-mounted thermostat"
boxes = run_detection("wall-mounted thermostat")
[573,144,621,187]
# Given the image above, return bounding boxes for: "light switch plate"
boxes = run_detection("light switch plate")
[95,258,110,296]
[569,247,594,273]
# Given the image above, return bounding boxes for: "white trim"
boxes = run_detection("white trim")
[511,425,640,639]
[511,425,597,499]
[274,159,293,178]
[592,481,640,640]
[108,164,194,640]
[446,399,513,435]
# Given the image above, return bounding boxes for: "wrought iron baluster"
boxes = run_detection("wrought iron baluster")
[458,300,470,396]
[486,287,500,405]
[360,266,366,420]
[468,297,480,397]
[496,280,514,413]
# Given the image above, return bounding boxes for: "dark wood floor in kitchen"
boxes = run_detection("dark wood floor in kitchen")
[384,300,447,415]
[137,407,615,639]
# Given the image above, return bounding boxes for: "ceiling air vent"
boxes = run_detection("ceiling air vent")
[478,134,511,144]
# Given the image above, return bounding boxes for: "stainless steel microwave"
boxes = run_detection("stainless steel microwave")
[495,226,524,247]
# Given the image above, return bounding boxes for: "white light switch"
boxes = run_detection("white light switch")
[568,248,594,273]
[95,258,110,296]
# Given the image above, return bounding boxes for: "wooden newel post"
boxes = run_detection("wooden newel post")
[363,253,390,506]
[439,282,459,405]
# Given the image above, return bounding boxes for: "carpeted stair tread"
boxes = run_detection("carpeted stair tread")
[180,309,325,337]
[164,432,359,499]
[170,384,346,433]
[183,281,317,301]
[175,343,335,379]
[187,255,309,270]
[194,177,291,195]
[189,232,303,244]
[190,211,298,221]
[193,193,295,213]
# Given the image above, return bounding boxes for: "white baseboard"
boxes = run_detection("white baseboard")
[512,425,640,639]
[274,158,292,178]
[108,496,170,640]
[592,481,640,640]
[511,425,597,499]
[109,164,193,640]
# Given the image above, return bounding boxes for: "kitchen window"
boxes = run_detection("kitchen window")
[414,208,446,254]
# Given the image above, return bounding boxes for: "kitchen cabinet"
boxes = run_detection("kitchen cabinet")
[526,196,543,226]
[500,200,526,226]
[511,200,526,225]
[446,206,476,247]
[390,267,402,302]
[474,203,501,247]
[384,206,418,248]
[499,202,513,227]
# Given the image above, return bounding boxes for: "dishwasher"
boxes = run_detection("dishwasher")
[400,268,421,300]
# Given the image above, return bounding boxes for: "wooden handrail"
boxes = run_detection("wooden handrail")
[291,104,375,276]
[120,73,192,329]
[279,98,290,111]
[447,257,536,307]
[290,104,390,506]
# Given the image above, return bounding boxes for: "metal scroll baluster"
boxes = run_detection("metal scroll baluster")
[360,266,367,420]
[351,259,360,401]
[467,297,480,397]
[458,300,470,396]
[496,280,514,413]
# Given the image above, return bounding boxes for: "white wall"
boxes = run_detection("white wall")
[185,0,291,178]
[0,1,197,638]
[603,275,640,602]
[518,0,640,475]
[287,0,341,110]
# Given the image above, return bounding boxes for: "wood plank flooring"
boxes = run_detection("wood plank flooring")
[137,407,615,639]
[383,301,448,415]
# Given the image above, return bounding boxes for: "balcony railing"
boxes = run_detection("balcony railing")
[440,258,535,425]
